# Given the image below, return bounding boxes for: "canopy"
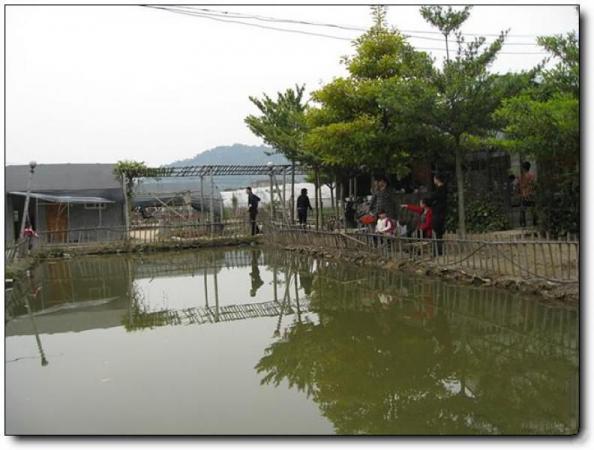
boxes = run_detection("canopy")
[9,191,115,204]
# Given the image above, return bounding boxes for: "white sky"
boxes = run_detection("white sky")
[2,3,580,166]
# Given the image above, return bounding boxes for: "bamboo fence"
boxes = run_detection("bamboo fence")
[268,226,579,283]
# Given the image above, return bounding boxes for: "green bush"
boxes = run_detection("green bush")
[536,172,579,237]
[446,186,509,233]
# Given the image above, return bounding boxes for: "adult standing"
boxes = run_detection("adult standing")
[296,188,313,228]
[369,176,396,220]
[518,161,537,227]
[430,173,447,255]
[246,187,261,235]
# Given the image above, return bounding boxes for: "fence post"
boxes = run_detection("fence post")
[121,174,130,240]
[210,171,215,237]
[575,243,579,281]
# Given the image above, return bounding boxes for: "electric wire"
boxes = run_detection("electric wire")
[143,5,549,55]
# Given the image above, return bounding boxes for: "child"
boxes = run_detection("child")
[395,217,408,237]
[375,210,395,235]
[401,198,432,238]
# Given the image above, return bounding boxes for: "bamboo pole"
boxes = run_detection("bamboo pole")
[210,172,215,237]
[121,174,130,240]
[495,242,502,275]
[565,241,571,280]
[269,171,274,224]
[213,267,219,322]
[203,266,209,308]
[509,237,516,277]
[314,167,320,231]
[575,243,579,281]
[547,241,556,279]
[291,161,295,225]
[200,176,205,222]
[540,242,549,278]
[282,168,287,218]
[517,241,530,277]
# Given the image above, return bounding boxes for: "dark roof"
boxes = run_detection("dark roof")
[5,164,121,192]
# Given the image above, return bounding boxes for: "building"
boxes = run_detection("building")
[5,163,126,243]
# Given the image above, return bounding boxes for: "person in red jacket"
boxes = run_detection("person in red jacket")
[401,198,432,238]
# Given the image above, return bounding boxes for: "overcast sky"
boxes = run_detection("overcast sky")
[4,3,579,167]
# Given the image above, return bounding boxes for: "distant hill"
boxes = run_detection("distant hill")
[168,143,303,189]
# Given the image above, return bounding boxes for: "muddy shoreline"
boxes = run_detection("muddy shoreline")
[277,244,579,306]
[5,236,259,281]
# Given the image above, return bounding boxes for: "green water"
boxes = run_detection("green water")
[5,247,579,435]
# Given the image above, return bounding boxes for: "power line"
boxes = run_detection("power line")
[144,5,548,55]
[156,5,543,46]
[162,5,547,39]
[145,5,354,42]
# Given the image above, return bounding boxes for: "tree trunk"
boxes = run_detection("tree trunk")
[291,161,295,225]
[314,167,320,230]
[455,141,466,238]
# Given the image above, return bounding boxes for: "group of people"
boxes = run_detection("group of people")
[366,173,448,255]
[245,173,448,249]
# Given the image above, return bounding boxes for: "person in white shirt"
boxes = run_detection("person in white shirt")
[375,210,395,235]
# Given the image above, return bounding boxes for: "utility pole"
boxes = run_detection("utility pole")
[19,161,37,239]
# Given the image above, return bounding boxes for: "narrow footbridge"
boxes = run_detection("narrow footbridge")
[127,297,310,330]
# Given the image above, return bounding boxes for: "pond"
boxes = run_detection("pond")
[5,247,579,435]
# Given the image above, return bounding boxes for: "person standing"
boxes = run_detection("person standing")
[518,161,537,227]
[369,176,396,220]
[23,221,39,253]
[401,199,433,238]
[430,173,448,255]
[246,187,261,235]
[296,188,313,228]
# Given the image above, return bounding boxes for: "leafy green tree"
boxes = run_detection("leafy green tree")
[385,6,510,236]
[245,84,310,163]
[113,160,152,200]
[304,6,434,177]
[494,32,579,235]
[245,85,313,222]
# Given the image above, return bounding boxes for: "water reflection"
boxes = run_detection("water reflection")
[5,248,579,435]
[256,257,579,435]
[250,249,264,297]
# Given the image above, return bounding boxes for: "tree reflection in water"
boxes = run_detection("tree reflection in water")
[256,256,578,435]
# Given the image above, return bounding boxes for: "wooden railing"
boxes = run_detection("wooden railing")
[268,226,579,283]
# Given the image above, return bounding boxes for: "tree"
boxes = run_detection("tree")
[245,84,309,163]
[304,6,434,178]
[245,85,310,223]
[396,6,510,236]
[113,160,152,198]
[494,32,579,235]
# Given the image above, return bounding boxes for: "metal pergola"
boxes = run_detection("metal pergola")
[134,164,308,178]
[124,164,314,230]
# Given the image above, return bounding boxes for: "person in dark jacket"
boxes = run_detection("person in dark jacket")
[369,176,396,220]
[296,188,313,228]
[246,187,261,235]
[430,173,447,255]
[249,249,264,297]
